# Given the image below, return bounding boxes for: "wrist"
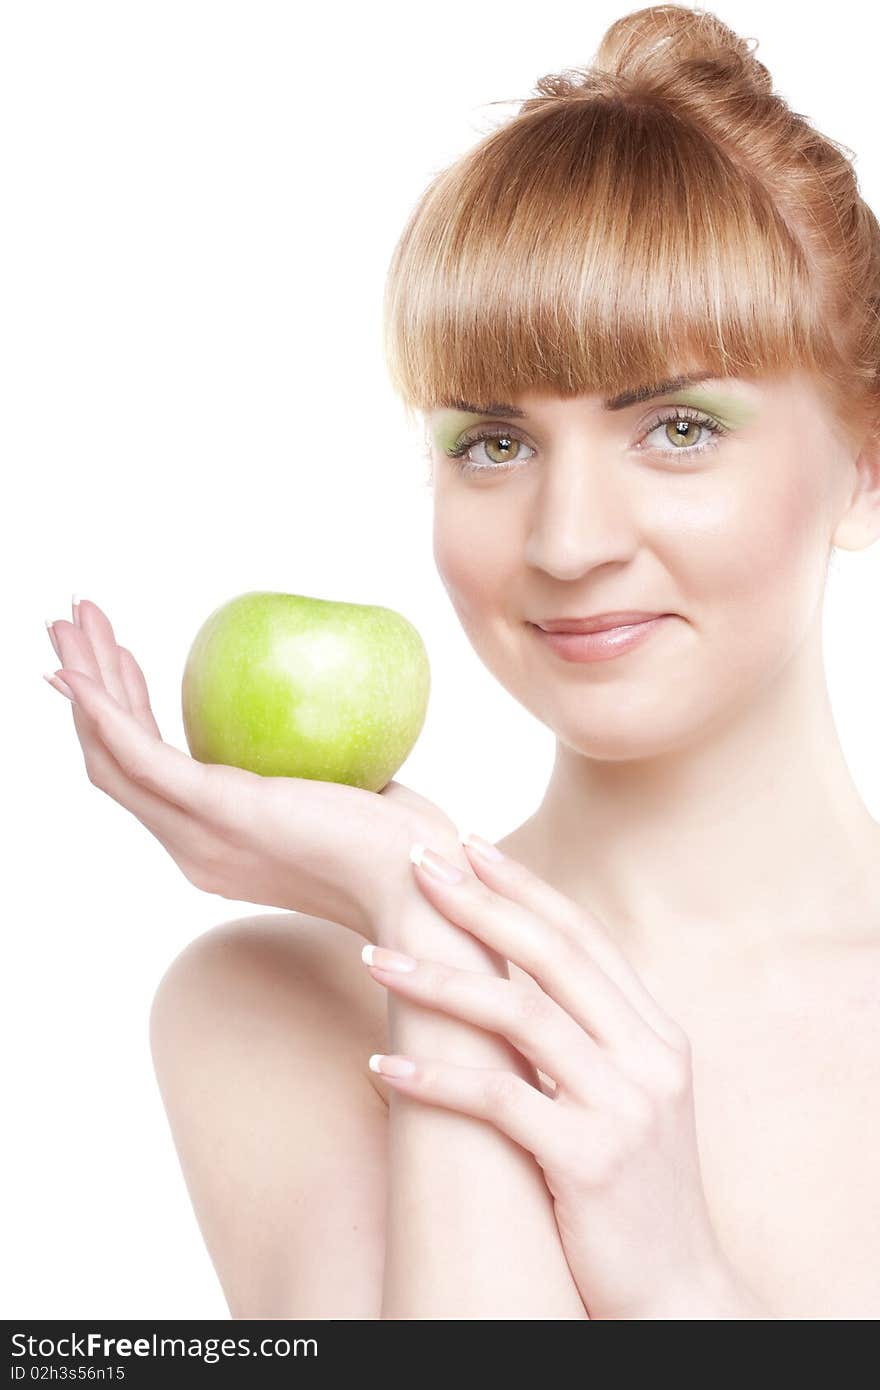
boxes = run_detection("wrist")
[372,820,507,975]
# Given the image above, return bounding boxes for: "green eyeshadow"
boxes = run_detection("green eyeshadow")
[431,412,491,453]
[667,389,760,429]
[430,389,760,450]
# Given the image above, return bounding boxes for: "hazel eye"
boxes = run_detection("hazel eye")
[442,404,730,478]
[651,419,708,448]
[639,406,728,458]
[445,429,536,475]
[477,434,526,464]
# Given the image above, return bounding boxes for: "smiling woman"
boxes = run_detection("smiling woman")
[366,2,880,1321]
[138,4,880,1324]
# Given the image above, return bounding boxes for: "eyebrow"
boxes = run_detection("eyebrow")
[437,372,721,418]
[603,372,719,410]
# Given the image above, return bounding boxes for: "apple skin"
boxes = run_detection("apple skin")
[182,591,430,792]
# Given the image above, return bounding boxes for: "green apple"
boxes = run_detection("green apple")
[181,591,430,791]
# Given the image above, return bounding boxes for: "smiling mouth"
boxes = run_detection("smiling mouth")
[533,612,670,634]
[528,615,673,662]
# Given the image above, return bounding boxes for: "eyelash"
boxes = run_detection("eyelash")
[443,406,730,477]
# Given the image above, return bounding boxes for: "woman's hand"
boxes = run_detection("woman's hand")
[361,835,768,1320]
[43,597,456,941]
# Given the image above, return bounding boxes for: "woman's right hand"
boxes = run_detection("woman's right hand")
[45,598,459,943]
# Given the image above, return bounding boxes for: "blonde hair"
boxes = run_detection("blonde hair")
[382,4,880,452]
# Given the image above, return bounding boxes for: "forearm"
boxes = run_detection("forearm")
[637,1264,775,1319]
[268,779,404,937]
[377,838,587,1320]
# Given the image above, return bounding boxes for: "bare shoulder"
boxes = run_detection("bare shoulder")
[149,910,391,1317]
[150,910,385,1053]
[154,908,362,978]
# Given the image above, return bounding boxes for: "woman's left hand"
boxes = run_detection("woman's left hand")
[362,835,767,1320]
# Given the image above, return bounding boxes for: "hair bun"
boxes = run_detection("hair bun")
[593,3,772,95]
[524,4,773,107]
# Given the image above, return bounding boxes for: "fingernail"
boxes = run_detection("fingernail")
[361,943,418,972]
[43,671,75,702]
[459,830,505,862]
[409,842,464,884]
[368,1053,417,1078]
[45,619,61,660]
[72,594,81,626]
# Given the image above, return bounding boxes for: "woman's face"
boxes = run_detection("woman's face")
[426,368,857,759]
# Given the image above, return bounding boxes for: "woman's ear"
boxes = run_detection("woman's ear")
[832,430,880,551]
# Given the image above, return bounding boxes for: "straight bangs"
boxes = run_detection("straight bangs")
[382,99,842,423]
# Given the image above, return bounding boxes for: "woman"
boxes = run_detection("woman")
[44,4,880,1318]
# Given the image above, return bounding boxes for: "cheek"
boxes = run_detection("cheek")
[432,496,515,621]
[663,452,830,647]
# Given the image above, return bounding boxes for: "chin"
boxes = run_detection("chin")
[549,715,701,763]
[509,658,740,761]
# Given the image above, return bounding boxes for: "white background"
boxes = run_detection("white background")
[5,0,879,1317]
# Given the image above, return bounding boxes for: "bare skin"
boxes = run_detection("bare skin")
[149,886,564,1321]
[150,913,392,1320]
[150,366,880,1319]
[150,814,880,1320]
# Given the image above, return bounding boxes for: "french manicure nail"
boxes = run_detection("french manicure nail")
[361,943,418,972]
[72,594,80,626]
[409,842,464,884]
[368,1053,417,1078]
[43,671,75,702]
[45,620,61,660]
[459,830,505,862]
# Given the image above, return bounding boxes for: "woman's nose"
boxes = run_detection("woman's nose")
[523,456,639,581]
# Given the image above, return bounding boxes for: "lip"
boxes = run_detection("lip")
[535,611,667,634]
[528,615,672,662]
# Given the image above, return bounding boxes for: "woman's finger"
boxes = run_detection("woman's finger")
[48,599,163,740]
[363,945,619,1106]
[409,843,662,1058]
[366,1052,572,1170]
[75,599,128,709]
[45,600,231,888]
[117,646,163,739]
[44,665,221,863]
[49,617,113,752]
[53,665,218,817]
[458,837,682,1048]
[45,619,63,663]
[50,618,103,684]
[47,610,169,812]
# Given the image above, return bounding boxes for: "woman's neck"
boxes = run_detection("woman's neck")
[506,630,880,966]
